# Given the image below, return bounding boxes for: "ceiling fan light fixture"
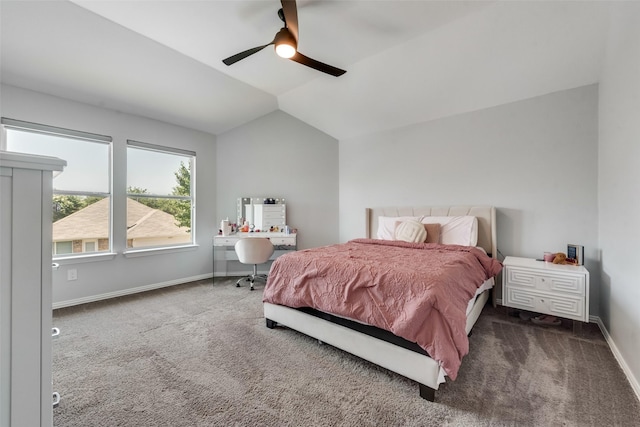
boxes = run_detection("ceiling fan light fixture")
[275,43,296,58]
[222,1,346,76]
[274,28,297,59]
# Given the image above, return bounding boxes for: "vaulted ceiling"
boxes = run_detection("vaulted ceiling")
[1,1,612,139]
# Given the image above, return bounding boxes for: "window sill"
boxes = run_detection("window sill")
[53,252,117,265]
[123,244,199,258]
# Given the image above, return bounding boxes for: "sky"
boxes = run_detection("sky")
[6,129,189,195]
[127,146,190,195]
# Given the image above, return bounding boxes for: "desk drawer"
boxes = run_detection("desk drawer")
[213,237,239,246]
[269,237,296,246]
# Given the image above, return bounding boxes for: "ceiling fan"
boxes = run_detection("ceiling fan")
[222,0,346,77]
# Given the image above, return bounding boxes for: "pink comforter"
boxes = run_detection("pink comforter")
[263,238,503,380]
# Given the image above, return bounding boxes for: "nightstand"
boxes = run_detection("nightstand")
[502,256,590,329]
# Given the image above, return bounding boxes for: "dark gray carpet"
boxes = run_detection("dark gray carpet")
[52,279,640,426]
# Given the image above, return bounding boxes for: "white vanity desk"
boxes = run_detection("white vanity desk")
[213,231,297,277]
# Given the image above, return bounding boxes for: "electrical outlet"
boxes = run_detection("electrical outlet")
[67,269,77,281]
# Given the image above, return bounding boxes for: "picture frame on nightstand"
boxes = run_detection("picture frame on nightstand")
[567,244,584,265]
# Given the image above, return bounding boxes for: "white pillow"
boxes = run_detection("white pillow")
[421,216,478,246]
[377,216,422,240]
[394,220,427,243]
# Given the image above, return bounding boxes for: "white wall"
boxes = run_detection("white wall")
[339,85,599,308]
[0,84,217,306]
[216,110,339,250]
[598,3,640,397]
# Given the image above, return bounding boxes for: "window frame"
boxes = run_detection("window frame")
[125,140,196,253]
[1,117,114,260]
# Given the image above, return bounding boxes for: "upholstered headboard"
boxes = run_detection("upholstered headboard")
[365,205,497,259]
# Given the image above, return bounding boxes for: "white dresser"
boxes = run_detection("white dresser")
[251,203,286,231]
[213,232,297,277]
[502,256,589,323]
[1,152,66,427]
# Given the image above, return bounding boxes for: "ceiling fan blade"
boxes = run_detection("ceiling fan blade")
[222,42,273,66]
[280,0,299,42]
[289,52,346,77]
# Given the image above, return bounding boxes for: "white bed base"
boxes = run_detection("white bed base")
[263,205,497,401]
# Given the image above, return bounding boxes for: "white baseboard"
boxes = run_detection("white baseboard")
[52,273,213,310]
[591,315,640,403]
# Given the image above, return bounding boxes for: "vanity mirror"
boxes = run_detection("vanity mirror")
[237,197,286,232]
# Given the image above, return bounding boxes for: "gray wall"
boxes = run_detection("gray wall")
[216,110,339,250]
[339,85,600,310]
[0,84,217,306]
[598,2,640,398]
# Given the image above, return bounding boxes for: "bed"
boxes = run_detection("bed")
[262,205,501,401]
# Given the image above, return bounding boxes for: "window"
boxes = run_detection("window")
[83,240,97,252]
[2,118,112,258]
[126,140,195,250]
[54,241,73,255]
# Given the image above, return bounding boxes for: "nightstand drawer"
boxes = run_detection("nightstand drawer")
[504,288,585,321]
[505,267,585,298]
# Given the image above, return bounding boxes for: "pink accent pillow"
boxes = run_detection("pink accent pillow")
[423,223,441,244]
